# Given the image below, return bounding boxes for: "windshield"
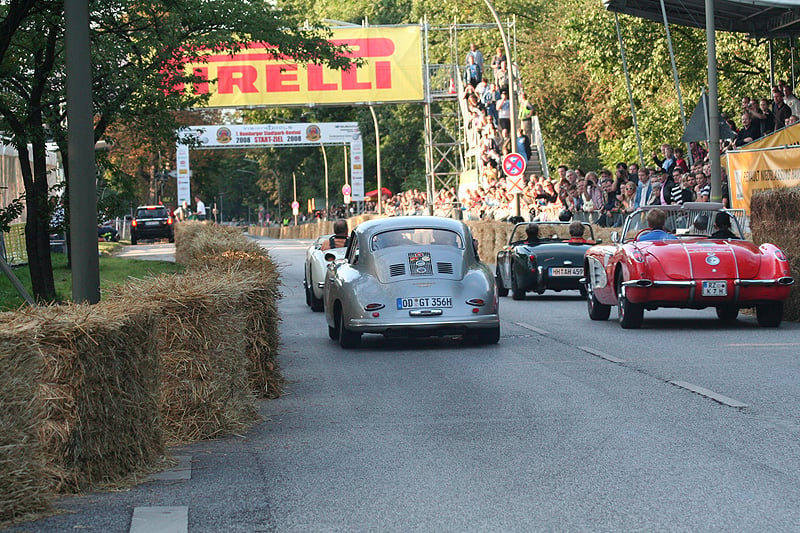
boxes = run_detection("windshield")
[136,207,169,219]
[510,222,593,243]
[622,207,744,241]
[371,228,464,250]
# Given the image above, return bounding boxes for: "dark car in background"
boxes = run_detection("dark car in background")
[130,205,174,245]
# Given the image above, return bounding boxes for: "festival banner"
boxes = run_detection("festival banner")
[726,146,800,213]
[182,26,423,107]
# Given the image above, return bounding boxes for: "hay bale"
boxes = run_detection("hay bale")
[751,188,800,321]
[107,270,263,444]
[0,317,51,525]
[1,303,163,497]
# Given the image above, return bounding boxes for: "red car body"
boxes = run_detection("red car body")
[584,203,794,328]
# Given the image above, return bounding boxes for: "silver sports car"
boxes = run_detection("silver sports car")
[324,216,500,348]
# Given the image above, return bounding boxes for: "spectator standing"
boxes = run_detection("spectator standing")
[482,83,499,125]
[773,88,792,131]
[695,171,711,201]
[674,148,689,172]
[490,47,506,87]
[735,112,760,147]
[516,128,531,161]
[756,98,775,136]
[783,85,800,118]
[518,93,534,136]
[194,196,206,221]
[496,61,510,93]
[464,55,481,88]
[466,43,484,73]
[690,141,708,164]
[634,168,652,208]
[174,200,191,221]
[496,91,511,133]
[653,144,676,175]
[627,163,639,183]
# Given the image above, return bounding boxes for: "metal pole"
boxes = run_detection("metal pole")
[705,0,722,203]
[369,106,383,215]
[292,171,297,225]
[482,0,517,215]
[321,144,329,219]
[65,0,99,303]
[659,0,691,165]
[614,12,645,168]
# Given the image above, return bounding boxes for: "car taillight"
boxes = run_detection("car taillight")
[465,298,485,306]
[167,217,173,225]
[775,249,788,261]
[364,303,385,311]
[528,254,536,263]
[131,219,137,227]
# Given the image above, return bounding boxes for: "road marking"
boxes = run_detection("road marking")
[725,343,800,347]
[577,346,626,363]
[669,381,748,408]
[130,506,188,533]
[514,322,549,336]
[149,455,192,481]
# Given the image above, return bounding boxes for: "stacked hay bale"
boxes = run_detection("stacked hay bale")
[0,303,162,524]
[750,188,800,321]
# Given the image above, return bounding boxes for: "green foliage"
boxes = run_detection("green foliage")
[0,192,24,234]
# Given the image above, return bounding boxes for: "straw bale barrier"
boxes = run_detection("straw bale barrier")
[750,188,800,321]
[0,303,163,525]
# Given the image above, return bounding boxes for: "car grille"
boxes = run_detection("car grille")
[436,262,454,274]
[389,263,406,276]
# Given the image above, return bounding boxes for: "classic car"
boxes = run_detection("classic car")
[584,203,794,328]
[324,216,500,348]
[496,221,596,300]
[304,234,348,312]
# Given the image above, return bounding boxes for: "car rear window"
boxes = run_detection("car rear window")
[371,228,463,250]
[136,207,168,219]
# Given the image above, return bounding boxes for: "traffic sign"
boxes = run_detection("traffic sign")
[342,184,351,195]
[502,153,526,178]
[291,201,299,209]
[508,176,525,193]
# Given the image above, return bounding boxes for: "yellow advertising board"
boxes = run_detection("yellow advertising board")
[725,122,800,213]
[182,26,423,107]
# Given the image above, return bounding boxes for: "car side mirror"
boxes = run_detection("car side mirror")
[611,231,620,243]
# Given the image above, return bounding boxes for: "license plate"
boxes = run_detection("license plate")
[396,296,452,309]
[145,221,160,226]
[550,267,583,277]
[702,280,727,296]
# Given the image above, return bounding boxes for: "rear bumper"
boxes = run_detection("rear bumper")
[622,277,794,307]
[348,314,500,335]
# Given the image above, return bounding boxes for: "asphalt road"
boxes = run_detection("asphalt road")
[10,237,800,532]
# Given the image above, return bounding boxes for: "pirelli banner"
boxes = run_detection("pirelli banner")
[183,26,424,107]
[725,123,800,213]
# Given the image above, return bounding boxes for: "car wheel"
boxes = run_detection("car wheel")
[336,306,361,348]
[586,279,611,321]
[617,276,643,329]
[310,290,324,312]
[715,305,739,322]
[511,269,525,301]
[496,268,509,297]
[168,234,175,243]
[756,302,783,327]
[304,275,312,306]
[328,325,338,340]
[130,236,137,245]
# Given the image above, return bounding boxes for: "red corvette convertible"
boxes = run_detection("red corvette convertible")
[584,203,794,328]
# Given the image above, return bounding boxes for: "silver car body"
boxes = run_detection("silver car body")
[324,216,500,347]
[304,234,347,311]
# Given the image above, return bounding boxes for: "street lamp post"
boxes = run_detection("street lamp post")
[369,106,383,215]
[321,144,329,219]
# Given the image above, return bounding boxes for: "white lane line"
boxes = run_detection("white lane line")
[149,455,192,482]
[577,346,626,363]
[725,343,800,347]
[669,381,748,408]
[514,322,549,336]
[130,506,188,533]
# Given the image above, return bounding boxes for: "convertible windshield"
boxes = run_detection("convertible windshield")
[371,228,464,250]
[622,207,744,241]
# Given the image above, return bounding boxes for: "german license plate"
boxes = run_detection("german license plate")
[145,221,160,226]
[702,280,727,296]
[397,296,452,309]
[550,267,583,277]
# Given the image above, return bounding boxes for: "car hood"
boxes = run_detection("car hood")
[637,239,762,280]
[371,247,466,283]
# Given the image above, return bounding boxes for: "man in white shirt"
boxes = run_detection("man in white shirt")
[194,196,206,220]
[634,168,652,208]
[783,85,800,118]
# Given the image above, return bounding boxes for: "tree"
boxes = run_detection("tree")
[0,0,353,301]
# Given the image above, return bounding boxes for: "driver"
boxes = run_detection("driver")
[524,223,540,244]
[638,208,678,241]
[710,212,739,239]
[566,221,592,243]
[321,219,349,250]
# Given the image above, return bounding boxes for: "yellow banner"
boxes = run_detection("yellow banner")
[727,145,800,212]
[182,26,423,107]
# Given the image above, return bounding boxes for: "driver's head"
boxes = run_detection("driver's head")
[526,223,540,240]
[333,219,348,235]
[715,212,732,229]
[569,221,585,238]
[646,208,667,230]
[693,215,708,232]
